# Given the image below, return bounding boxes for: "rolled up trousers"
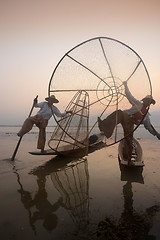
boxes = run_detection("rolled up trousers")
[18,115,48,150]
[98,110,136,160]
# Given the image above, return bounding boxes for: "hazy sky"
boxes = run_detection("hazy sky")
[1,0,160,125]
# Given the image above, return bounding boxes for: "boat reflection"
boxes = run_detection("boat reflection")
[15,156,90,237]
[97,163,160,240]
[119,160,144,184]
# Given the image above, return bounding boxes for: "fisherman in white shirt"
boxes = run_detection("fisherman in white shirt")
[98,81,160,165]
[18,95,72,153]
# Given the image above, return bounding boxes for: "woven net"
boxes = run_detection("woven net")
[48,37,152,147]
[50,159,89,234]
[48,91,89,154]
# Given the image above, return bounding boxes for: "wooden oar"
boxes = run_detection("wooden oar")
[11,95,38,161]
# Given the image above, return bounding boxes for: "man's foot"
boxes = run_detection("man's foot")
[41,149,47,153]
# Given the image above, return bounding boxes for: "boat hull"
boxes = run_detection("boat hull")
[118,138,144,168]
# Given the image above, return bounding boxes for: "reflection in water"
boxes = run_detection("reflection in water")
[13,166,36,234]
[97,165,160,240]
[13,152,160,239]
[14,156,90,238]
[119,162,144,184]
[50,159,89,235]
[14,165,62,234]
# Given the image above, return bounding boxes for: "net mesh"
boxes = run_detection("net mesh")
[48,37,152,146]
[50,159,89,233]
[48,91,89,154]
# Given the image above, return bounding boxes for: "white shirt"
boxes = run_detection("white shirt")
[35,101,66,120]
[124,85,156,136]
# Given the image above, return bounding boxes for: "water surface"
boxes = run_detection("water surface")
[0,126,160,239]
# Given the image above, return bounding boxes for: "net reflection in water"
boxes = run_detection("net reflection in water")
[50,159,90,233]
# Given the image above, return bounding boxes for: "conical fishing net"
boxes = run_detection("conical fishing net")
[48,91,89,154]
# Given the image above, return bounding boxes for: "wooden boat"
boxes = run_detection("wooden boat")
[29,133,105,156]
[118,137,144,168]
[29,145,88,157]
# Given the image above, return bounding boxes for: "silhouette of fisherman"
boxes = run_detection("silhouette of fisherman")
[98,81,160,165]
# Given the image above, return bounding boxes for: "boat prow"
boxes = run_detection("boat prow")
[118,138,144,168]
[29,149,57,156]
